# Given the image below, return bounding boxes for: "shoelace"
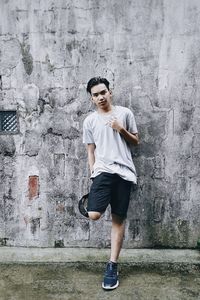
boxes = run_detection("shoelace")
[105,263,117,276]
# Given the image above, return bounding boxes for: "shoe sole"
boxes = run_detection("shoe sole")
[102,280,119,290]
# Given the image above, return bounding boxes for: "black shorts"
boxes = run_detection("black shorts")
[88,172,132,219]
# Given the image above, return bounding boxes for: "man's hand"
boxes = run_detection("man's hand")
[107,117,123,132]
[107,117,139,145]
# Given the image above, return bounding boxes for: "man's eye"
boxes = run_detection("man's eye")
[100,91,106,95]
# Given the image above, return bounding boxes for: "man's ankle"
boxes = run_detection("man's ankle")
[109,260,117,264]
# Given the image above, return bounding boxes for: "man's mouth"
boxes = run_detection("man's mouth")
[99,100,106,105]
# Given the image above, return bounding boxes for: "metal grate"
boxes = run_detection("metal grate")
[0,111,18,133]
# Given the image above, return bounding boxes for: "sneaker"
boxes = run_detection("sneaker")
[102,261,119,290]
[78,193,89,218]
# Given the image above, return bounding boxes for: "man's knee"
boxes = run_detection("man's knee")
[112,213,125,225]
[88,211,101,220]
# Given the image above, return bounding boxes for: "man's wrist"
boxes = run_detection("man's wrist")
[118,126,125,134]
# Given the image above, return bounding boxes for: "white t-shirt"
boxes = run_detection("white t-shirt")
[83,106,138,183]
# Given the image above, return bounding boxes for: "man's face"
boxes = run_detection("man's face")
[90,83,112,111]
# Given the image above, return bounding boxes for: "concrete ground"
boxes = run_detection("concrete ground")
[0,247,200,300]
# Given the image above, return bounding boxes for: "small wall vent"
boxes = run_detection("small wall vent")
[0,111,18,134]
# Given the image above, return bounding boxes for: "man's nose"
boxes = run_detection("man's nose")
[98,94,104,101]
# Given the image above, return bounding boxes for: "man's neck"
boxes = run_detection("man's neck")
[97,105,113,114]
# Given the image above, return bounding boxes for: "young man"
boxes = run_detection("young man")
[79,77,139,290]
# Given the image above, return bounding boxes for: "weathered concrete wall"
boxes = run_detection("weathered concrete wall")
[0,0,199,248]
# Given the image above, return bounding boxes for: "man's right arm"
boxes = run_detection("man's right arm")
[87,143,96,175]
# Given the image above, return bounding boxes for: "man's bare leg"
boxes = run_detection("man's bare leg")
[88,211,101,220]
[110,214,125,262]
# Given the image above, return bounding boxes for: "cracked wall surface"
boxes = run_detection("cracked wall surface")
[0,0,200,248]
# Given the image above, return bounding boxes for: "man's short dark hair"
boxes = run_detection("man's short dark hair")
[86,77,110,94]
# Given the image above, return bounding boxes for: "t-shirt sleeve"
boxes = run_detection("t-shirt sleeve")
[83,118,95,144]
[126,109,138,134]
